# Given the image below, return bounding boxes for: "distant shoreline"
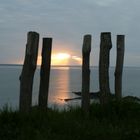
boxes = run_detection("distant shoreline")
[0,64,140,68]
[0,64,82,67]
[0,64,22,67]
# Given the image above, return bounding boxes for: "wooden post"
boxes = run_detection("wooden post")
[115,35,125,100]
[99,32,112,105]
[19,31,39,112]
[82,35,91,115]
[38,38,52,109]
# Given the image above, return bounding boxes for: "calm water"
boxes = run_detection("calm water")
[0,66,140,109]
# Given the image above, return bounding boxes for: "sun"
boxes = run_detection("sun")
[52,53,71,60]
[37,52,82,66]
[51,53,71,66]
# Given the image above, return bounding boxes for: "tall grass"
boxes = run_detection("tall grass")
[0,100,140,140]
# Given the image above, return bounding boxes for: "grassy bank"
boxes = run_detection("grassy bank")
[0,100,140,140]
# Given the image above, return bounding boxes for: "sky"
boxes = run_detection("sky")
[0,0,140,66]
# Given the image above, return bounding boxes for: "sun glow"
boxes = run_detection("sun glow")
[52,53,71,60]
[37,52,82,66]
[51,53,71,66]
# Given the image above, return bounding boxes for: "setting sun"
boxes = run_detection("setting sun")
[37,52,82,66]
[51,53,71,66]
[52,53,70,60]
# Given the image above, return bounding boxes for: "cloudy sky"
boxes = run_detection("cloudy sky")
[0,0,140,66]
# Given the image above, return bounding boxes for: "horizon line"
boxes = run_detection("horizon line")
[0,63,140,68]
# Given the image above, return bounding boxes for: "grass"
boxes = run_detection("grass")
[0,99,140,140]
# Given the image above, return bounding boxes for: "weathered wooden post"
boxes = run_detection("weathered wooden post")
[99,32,112,105]
[38,38,52,109]
[82,35,92,115]
[19,31,39,112]
[115,35,125,100]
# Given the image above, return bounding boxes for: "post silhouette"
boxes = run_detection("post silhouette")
[39,38,52,109]
[19,31,39,112]
[115,35,125,100]
[99,32,112,105]
[82,35,92,115]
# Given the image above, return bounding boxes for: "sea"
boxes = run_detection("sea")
[0,65,140,109]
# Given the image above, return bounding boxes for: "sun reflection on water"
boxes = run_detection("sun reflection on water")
[48,67,70,107]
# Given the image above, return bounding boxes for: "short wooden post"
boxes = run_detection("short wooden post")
[38,38,52,109]
[99,32,112,105]
[19,31,39,112]
[82,35,91,115]
[115,35,125,100]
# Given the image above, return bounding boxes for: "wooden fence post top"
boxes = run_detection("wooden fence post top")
[27,32,39,46]
[117,35,125,37]
[100,32,112,49]
[101,32,111,34]
[101,32,111,37]
[28,31,39,35]
[26,31,39,54]
[41,38,53,61]
[26,31,39,68]
[117,35,125,49]
[117,35,125,41]
[82,34,92,53]
[43,37,52,40]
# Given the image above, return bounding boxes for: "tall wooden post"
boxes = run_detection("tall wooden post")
[115,35,125,100]
[82,35,91,115]
[99,32,112,105]
[39,38,52,109]
[19,31,39,112]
